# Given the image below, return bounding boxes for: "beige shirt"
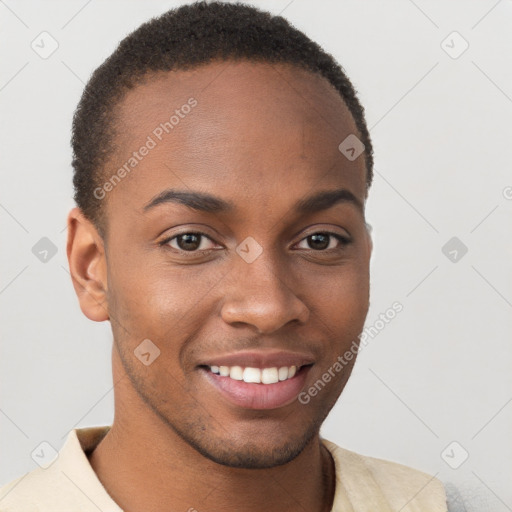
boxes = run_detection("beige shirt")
[0,426,447,511]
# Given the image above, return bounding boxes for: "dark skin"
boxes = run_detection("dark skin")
[67,61,372,512]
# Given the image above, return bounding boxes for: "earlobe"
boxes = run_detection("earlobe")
[66,207,109,322]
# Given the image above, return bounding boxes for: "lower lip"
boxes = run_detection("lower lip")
[201,367,311,410]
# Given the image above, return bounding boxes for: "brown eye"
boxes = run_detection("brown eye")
[308,233,330,250]
[176,233,201,251]
[296,232,351,251]
[163,232,218,252]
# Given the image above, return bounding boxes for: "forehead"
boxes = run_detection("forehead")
[104,60,367,221]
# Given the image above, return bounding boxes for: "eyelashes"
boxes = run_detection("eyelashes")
[295,232,351,251]
[159,231,352,256]
[160,232,217,252]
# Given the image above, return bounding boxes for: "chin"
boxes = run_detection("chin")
[187,433,317,469]
[167,412,325,470]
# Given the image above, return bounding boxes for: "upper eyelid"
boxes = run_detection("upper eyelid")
[162,231,219,247]
[163,230,350,250]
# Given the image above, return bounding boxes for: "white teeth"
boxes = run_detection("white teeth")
[229,366,243,380]
[208,364,299,384]
[243,367,261,383]
[261,367,279,384]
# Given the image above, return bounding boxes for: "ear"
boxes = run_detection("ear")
[66,207,109,322]
[365,222,373,258]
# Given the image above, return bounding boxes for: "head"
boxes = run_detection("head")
[67,1,374,469]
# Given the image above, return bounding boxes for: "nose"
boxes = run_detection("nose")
[220,251,310,334]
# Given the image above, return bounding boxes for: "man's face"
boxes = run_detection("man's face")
[100,61,372,468]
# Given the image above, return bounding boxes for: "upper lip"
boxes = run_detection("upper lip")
[199,350,315,369]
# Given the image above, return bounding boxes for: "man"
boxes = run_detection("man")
[0,2,448,510]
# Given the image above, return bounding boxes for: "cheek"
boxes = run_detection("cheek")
[146,265,228,324]
[305,266,370,367]
[310,263,369,320]
[107,255,225,343]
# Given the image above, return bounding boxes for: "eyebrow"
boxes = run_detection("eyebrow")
[143,188,363,215]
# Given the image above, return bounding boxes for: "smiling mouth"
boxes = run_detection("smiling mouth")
[199,363,313,410]
[203,364,310,384]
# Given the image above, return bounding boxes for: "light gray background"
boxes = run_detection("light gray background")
[1,0,511,508]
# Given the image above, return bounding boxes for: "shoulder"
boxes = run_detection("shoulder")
[0,462,115,512]
[0,468,52,511]
[0,426,116,512]
[322,439,448,511]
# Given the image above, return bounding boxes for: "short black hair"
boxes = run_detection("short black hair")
[72,0,374,233]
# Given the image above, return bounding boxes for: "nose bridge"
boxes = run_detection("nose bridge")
[220,242,309,333]
[237,246,286,297]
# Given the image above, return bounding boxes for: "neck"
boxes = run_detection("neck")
[88,353,335,512]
